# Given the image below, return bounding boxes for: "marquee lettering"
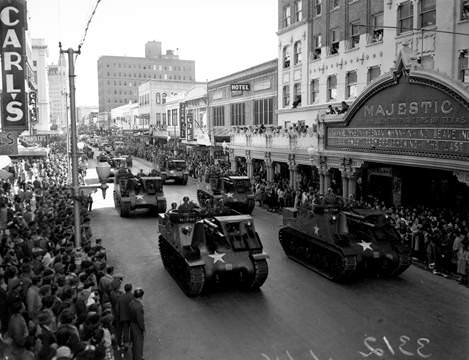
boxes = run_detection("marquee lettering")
[363,100,455,117]
[0,0,27,130]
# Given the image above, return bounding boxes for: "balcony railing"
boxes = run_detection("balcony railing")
[230,127,319,155]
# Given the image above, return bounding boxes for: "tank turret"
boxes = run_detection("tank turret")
[158,207,269,296]
[279,202,411,281]
[197,175,255,214]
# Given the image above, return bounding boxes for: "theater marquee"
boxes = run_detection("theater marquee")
[0,0,28,131]
[326,64,469,161]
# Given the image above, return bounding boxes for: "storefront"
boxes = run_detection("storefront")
[320,53,469,208]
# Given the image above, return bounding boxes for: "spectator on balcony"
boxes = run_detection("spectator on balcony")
[338,101,349,114]
[326,105,336,114]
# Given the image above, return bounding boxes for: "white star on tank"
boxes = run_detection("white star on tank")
[208,251,226,264]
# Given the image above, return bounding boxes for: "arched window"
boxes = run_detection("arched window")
[283,45,291,68]
[162,93,167,104]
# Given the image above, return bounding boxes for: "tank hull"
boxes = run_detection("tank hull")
[197,189,255,215]
[279,226,411,281]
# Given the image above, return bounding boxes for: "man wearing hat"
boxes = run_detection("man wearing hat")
[129,288,145,360]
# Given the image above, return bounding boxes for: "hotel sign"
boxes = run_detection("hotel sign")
[326,75,469,161]
[0,0,28,131]
[231,83,250,97]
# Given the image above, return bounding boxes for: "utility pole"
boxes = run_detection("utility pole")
[60,43,82,248]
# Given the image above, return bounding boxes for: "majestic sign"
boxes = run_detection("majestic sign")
[186,109,194,141]
[326,73,469,161]
[0,0,28,131]
[0,131,18,155]
[179,102,186,139]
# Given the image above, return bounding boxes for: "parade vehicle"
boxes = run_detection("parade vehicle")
[278,199,411,281]
[113,168,166,217]
[157,158,189,185]
[197,175,255,214]
[158,207,269,296]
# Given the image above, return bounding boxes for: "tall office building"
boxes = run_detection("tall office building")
[97,41,196,112]
[48,53,68,131]
[31,38,51,133]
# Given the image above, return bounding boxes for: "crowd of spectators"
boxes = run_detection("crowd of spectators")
[0,143,144,360]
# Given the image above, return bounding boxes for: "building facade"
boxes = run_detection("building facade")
[229,0,469,207]
[110,102,140,130]
[77,106,99,127]
[31,38,51,133]
[208,59,278,146]
[97,41,196,112]
[48,54,68,131]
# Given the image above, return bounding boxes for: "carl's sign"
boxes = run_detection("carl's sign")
[0,0,28,131]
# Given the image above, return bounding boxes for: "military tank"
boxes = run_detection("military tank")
[156,157,189,185]
[158,207,269,296]
[113,168,166,217]
[197,175,255,214]
[279,200,411,281]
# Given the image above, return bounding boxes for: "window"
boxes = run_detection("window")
[367,65,381,84]
[315,0,322,15]
[295,0,303,21]
[162,93,167,104]
[330,29,339,55]
[346,71,358,98]
[282,85,290,107]
[254,98,274,125]
[420,0,436,27]
[397,1,413,34]
[370,12,384,43]
[327,75,337,101]
[312,34,322,60]
[171,109,178,126]
[283,5,291,27]
[283,45,291,68]
[349,21,360,48]
[293,83,302,108]
[310,79,319,104]
[213,106,225,126]
[155,93,161,104]
[294,41,302,65]
[167,110,171,125]
[459,50,469,83]
[462,0,469,20]
[230,103,246,126]
[162,113,167,126]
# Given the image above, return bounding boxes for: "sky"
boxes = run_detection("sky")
[27,0,278,107]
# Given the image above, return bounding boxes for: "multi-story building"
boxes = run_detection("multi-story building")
[48,53,68,131]
[138,80,202,130]
[77,106,99,127]
[31,38,51,133]
[229,0,469,207]
[97,41,196,112]
[110,102,139,130]
[208,59,278,173]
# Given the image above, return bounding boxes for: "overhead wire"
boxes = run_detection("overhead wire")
[75,0,103,60]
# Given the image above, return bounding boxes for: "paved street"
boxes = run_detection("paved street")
[86,158,469,360]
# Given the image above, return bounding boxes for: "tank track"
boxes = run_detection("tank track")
[279,227,357,281]
[391,253,412,277]
[159,235,205,297]
[244,259,268,290]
